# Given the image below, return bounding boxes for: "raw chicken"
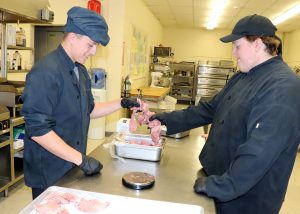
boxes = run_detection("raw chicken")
[35,190,109,214]
[130,99,162,145]
[75,198,110,213]
[44,191,80,205]
[35,201,69,214]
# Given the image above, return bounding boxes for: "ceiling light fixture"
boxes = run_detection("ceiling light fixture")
[272,4,300,25]
[206,0,228,30]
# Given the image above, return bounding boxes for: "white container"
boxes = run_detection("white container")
[116,118,131,133]
[88,89,106,139]
[114,133,165,161]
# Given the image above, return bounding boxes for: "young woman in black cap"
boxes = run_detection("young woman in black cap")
[150,14,300,214]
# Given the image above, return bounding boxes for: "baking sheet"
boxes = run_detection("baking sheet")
[20,186,204,214]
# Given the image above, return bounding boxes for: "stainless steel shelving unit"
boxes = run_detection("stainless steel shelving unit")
[195,61,235,105]
[169,62,196,103]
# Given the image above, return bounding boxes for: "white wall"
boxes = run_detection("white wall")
[87,0,162,131]
[123,0,163,89]
[49,0,88,25]
[282,30,300,68]
[162,28,233,63]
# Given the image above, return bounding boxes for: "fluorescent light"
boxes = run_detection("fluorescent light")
[272,4,300,25]
[206,0,228,30]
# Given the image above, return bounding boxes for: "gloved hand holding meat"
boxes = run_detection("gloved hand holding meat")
[120,98,140,109]
[130,99,162,145]
[79,154,103,176]
[149,113,168,125]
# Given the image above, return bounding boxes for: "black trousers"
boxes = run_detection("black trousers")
[32,187,47,200]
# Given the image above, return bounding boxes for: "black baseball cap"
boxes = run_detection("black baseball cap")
[220,14,277,43]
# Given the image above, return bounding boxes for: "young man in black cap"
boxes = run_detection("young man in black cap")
[150,14,300,213]
[21,7,139,199]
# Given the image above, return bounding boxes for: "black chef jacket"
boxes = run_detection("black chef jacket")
[21,45,95,188]
[163,56,300,214]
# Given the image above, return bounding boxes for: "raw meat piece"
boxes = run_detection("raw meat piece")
[129,99,162,145]
[61,192,79,203]
[75,198,110,213]
[45,191,79,204]
[148,120,162,145]
[35,201,69,214]
[127,140,151,146]
[129,112,138,132]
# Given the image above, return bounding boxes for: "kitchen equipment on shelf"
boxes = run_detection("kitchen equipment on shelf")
[0,106,10,132]
[16,27,26,47]
[0,80,25,119]
[154,46,172,57]
[12,51,22,70]
[169,62,196,103]
[122,75,131,98]
[195,61,235,105]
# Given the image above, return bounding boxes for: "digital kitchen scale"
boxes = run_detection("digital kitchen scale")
[122,172,155,190]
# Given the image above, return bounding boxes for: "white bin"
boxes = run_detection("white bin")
[88,88,106,139]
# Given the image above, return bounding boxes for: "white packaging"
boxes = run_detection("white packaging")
[164,95,177,110]
[116,118,131,133]
[13,139,24,150]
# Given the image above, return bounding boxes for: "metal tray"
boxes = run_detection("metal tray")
[19,186,204,214]
[114,133,165,162]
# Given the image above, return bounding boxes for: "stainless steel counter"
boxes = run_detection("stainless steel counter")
[56,131,216,213]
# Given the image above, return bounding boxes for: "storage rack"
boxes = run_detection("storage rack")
[195,60,235,134]
[169,62,196,103]
[195,61,235,105]
[0,0,50,196]
[0,106,12,197]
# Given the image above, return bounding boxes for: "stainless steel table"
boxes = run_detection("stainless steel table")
[56,133,216,213]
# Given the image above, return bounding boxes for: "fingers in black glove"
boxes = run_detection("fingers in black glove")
[79,154,103,176]
[149,113,167,125]
[193,177,207,195]
[121,98,140,109]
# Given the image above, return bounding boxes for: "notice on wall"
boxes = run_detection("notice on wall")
[129,26,149,76]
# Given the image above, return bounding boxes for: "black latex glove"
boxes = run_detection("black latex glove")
[149,113,168,125]
[79,154,103,176]
[193,177,207,195]
[120,98,140,109]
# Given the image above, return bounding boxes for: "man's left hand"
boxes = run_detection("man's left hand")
[121,98,140,109]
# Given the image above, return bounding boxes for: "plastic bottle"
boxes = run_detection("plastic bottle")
[7,53,11,70]
[16,27,26,47]
[13,51,22,70]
